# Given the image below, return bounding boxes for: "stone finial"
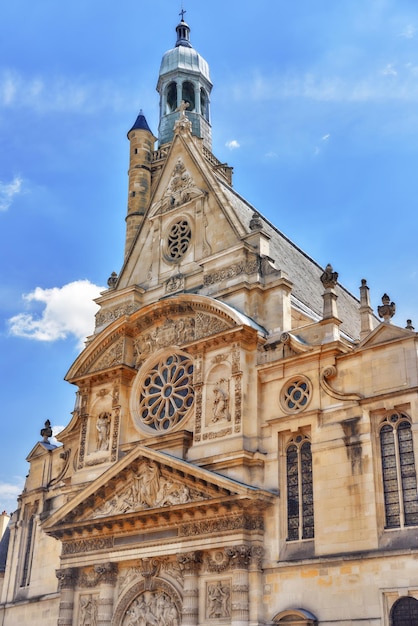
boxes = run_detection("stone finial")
[249,212,263,231]
[406,319,415,330]
[320,264,338,289]
[378,293,396,323]
[40,419,52,442]
[107,272,118,288]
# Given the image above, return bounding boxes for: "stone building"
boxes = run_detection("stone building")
[1,14,418,626]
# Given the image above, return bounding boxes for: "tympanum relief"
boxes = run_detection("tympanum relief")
[123,591,180,626]
[87,460,208,519]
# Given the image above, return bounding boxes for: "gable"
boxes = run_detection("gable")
[42,444,274,538]
[357,322,415,349]
[118,132,250,291]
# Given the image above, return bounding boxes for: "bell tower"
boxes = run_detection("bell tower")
[157,13,213,149]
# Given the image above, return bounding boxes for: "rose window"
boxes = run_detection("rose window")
[138,354,194,431]
[281,377,311,413]
[167,219,192,260]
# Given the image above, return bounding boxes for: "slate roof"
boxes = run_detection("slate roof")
[218,178,365,341]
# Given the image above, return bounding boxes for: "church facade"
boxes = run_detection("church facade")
[1,15,418,626]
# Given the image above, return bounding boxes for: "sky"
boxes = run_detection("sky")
[1,0,418,513]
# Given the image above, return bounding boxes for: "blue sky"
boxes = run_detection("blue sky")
[1,0,418,513]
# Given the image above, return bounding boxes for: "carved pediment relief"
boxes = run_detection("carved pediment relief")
[151,157,206,215]
[42,445,275,537]
[67,296,244,381]
[85,459,209,519]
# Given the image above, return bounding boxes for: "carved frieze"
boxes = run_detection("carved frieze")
[62,537,114,556]
[91,337,124,372]
[123,589,180,626]
[204,258,259,286]
[179,514,264,537]
[96,303,137,328]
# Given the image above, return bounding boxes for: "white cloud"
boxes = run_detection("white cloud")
[8,280,104,347]
[225,139,240,150]
[0,478,24,514]
[322,133,331,141]
[0,69,136,114]
[382,63,397,77]
[51,425,65,447]
[0,175,23,211]
[400,24,416,39]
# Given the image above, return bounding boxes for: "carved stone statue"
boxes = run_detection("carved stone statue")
[212,384,230,423]
[79,595,98,626]
[207,581,231,619]
[320,263,338,289]
[96,412,111,452]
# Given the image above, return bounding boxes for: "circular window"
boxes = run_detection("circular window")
[137,353,194,431]
[167,219,192,260]
[280,377,311,413]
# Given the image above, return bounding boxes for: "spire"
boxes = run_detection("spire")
[175,9,192,48]
[128,109,152,135]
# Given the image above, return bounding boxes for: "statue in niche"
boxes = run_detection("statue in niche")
[212,381,230,423]
[207,581,231,619]
[124,591,179,626]
[80,595,98,626]
[96,411,111,452]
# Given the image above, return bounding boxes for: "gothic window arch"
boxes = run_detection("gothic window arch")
[390,596,418,626]
[286,435,314,541]
[182,81,195,111]
[166,82,177,113]
[379,412,418,529]
[200,87,209,121]
[273,608,318,626]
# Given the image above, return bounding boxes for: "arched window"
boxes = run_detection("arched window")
[200,88,209,121]
[390,596,418,626]
[286,435,314,541]
[166,82,177,113]
[273,608,318,626]
[182,81,195,112]
[380,413,418,529]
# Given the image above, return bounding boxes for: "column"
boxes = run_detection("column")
[95,563,118,626]
[225,545,251,626]
[56,568,78,626]
[177,551,202,626]
[248,546,264,626]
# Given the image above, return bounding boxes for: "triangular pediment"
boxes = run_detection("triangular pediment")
[42,444,274,538]
[357,322,415,349]
[117,130,252,291]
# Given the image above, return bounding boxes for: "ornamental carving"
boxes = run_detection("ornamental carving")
[56,567,78,589]
[207,580,231,619]
[224,545,252,569]
[88,460,208,519]
[204,259,259,286]
[79,594,98,626]
[123,590,180,626]
[79,563,118,588]
[166,273,185,293]
[62,537,114,555]
[91,338,124,373]
[159,158,198,212]
[133,314,231,364]
[177,551,203,574]
[179,514,264,537]
[96,303,137,328]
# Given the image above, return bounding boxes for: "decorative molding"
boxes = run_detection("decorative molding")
[320,365,362,402]
[204,259,259,286]
[179,514,264,537]
[96,303,137,328]
[56,568,78,590]
[62,537,114,555]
